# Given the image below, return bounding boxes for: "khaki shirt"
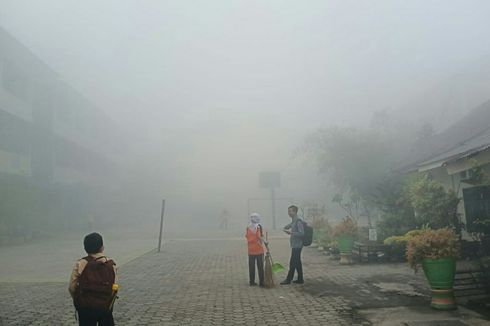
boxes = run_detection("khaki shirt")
[68,253,118,298]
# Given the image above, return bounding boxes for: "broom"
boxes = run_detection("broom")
[264,232,286,287]
[264,232,274,288]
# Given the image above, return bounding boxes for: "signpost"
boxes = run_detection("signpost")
[259,171,281,229]
[369,228,378,242]
[157,199,165,252]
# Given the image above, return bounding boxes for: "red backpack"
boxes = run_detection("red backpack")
[74,256,116,310]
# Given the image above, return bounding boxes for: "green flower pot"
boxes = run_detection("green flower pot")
[313,229,322,242]
[337,235,354,253]
[422,257,457,310]
[337,235,354,265]
[422,257,456,289]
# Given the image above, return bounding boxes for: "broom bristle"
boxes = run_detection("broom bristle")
[264,255,274,288]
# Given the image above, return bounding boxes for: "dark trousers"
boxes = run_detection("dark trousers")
[248,254,264,285]
[286,247,303,282]
[78,308,114,326]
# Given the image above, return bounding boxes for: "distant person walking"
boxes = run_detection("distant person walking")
[281,205,305,285]
[246,213,266,287]
[219,209,229,230]
[69,233,118,326]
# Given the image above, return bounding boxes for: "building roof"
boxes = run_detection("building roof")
[399,99,490,172]
[417,128,490,171]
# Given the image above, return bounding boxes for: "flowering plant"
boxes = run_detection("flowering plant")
[384,229,426,248]
[406,228,459,272]
[312,217,333,247]
[384,229,427,260]
[333,217,358,238]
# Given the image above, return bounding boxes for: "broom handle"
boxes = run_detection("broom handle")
[264,232,269,253]
[264,232,276,265]
[264,242,274,265]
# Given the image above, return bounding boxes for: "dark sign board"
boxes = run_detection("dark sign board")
[259,171,281,188]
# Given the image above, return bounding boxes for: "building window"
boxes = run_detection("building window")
[463,185,490,233]
[1,60,31,101]
[11,154,21,170]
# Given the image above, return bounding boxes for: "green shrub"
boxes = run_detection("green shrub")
[406,228,459,271]
[333,217,358,238]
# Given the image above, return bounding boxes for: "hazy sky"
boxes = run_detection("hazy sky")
[2,0,490,129]
[2,1,490,226]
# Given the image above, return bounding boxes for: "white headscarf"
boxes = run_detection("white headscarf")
[248,213,261,233]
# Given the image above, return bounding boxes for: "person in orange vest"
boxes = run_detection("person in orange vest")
[246,213,267,287]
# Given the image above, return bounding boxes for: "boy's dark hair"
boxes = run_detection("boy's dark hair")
[84,232,103,254]
[288,205,298,213]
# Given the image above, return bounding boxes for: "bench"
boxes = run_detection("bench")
[454,262,490,304]
[352,241,391,263]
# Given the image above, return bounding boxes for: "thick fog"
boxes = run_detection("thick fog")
[2,0,490,232]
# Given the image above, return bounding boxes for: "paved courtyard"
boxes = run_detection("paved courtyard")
[0,232,488,325]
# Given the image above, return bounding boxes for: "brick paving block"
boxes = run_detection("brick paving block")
[0,236,370,325]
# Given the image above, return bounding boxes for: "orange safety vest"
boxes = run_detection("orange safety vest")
[246,225,264,255]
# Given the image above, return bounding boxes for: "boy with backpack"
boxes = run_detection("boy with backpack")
[69,232,118,326]
[281,205,308,285]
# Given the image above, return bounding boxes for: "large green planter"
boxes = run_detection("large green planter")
[422,257,456,289]
[422,257,457,310]
[337,235,354,265]
[313,228,325,245]
[337,235,354,253]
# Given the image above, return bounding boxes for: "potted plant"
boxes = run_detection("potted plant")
[320,220,334,251]
[333,217,358,264]
[384,229,425,262]
[311,217,332,250]
[384,235,407,261]
[406,228,459,310]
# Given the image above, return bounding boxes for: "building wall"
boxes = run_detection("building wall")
[0,107,32,176]
[0,149,30,176]
[427,150,490,238]
[0,27,125,231]
[0,27,122,185]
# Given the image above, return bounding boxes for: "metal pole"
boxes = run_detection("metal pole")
[157,199,165,252]
[270,187,276,230]
[247,198,251,217]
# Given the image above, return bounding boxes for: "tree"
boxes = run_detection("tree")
[416,122,434,142]
[299,127,394,211]
[406,174,460,230]
[332,192,361,221]
[373,175,417,239]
